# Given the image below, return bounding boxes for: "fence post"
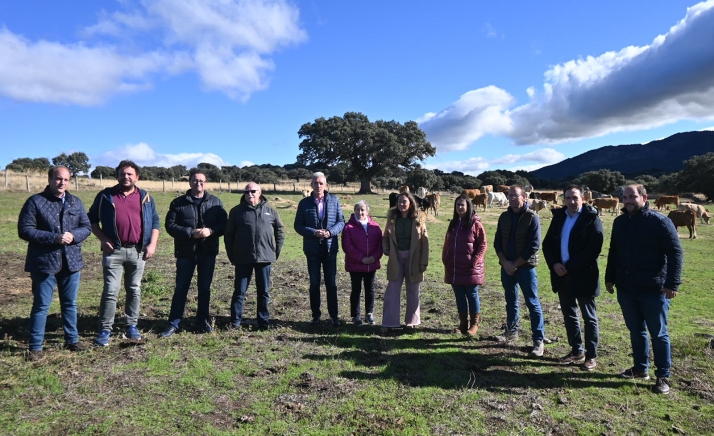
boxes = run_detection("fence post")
[75,177,79,191]
[100,174,103,187]
[26,175,30,192]
[228,181,231,193]
[172,177,175,190]
[273,182,277,192]
[219,180,223,192]
[6,169,9,187]
[163,180,166,192]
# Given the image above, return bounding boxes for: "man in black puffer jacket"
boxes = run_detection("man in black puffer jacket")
[606,184,682,395]
[160,169,227,337]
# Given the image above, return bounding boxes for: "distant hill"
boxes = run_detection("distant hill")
[531,131,714,180]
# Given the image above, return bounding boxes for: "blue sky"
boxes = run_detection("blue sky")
[2,0,714,175]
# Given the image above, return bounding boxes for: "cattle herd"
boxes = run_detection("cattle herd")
[381,185,709,240]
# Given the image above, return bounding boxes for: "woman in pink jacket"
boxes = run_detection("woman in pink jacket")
[342,200,383,325]
[442,194,487,336]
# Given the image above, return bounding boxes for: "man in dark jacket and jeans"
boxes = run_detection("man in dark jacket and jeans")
[543,185,603,371]
[225,182,284,329]
[160,169,227,337]
[606,184,682,395]
[18,166,92,360]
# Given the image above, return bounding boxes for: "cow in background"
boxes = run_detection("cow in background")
[388,192,399,208]
[398,185,410,194]
[461,189,481,199]
[488,192,508,207]
[498,185,510,194]
[414,195,431,212]
[426,193,441,216]
[301,189,310,198]
[530,199,548,214]
[416,187,428,198]
[540,192,559,204]
[472,193,488,211]
[591,198,620,216]
[668,210,697,239]
[654,195,679,210]
[678,203,710,224]
[481,185,493,194]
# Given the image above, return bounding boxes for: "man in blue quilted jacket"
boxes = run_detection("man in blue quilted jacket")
[18,166,92,361]
[294,172,345,327]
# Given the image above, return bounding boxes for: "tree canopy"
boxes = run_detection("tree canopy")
[573,169,626,193]
[297,112,435,194]
[6,157,51,173]
[52,152,90,178]
[677,153,714,199]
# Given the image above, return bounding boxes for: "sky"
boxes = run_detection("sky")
[2,0,714,176]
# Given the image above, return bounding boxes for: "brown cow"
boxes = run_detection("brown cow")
[530,199,548,214]
[678,203,710,224]
[398,185,410,194]
[654,195,679,210]
[301,189,310,198]
[471,193,488,211]
[498,185,510,194]
[668,210,697,239]
[591,198,620,216]
[481,185,493,194]
[426,193,441,216]
[461,189,481,199]
[539,192,558,204]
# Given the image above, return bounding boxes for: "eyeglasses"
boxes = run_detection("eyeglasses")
[192,180,206,184]
[244,190,258,194]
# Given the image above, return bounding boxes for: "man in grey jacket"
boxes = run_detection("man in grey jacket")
[18,166,92,360]
[225,182,284,329]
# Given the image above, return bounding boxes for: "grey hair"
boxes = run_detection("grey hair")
[353,200,370,213]
[244,181,262,192]
[311,171,326,182]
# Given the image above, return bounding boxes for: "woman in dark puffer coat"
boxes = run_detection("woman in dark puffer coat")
[442,194,487,336]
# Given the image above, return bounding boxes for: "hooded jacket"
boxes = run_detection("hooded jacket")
[165,190,227,258]
[342,213,383,273]
[18,187,92,274]
[225,195,285,265]
[442,214,487,286]
[542,204,603,297]
[382,208,429,283]
[605,201,683,293]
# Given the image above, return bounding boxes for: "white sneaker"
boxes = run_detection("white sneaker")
[529,340,544,357]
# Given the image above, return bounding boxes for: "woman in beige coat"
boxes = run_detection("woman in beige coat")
[381,192,429,331]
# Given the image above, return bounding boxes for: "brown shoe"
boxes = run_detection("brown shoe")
[560,351,585,365]
[465,313,480,336]
[26,350,43,362]
[454,312,468,334]
[581,358,597,371]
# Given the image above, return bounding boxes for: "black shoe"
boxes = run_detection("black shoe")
[65,342,87,352]
[332,318,342,327]
[159,326,178,338]
[620,367,650,380]
[197,320,212,333]
[310,318,321,326]
[26,350,43,362]
[653,377,671,395]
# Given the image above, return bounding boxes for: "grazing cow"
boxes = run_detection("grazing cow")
[414,195,431,212]
[471,193,488,211]
[530,199,548,214]
[481,185,493,194]
[416,187,428,198]
[398,185,410,194]
[388,192,399,209]
[583,188,593,202]
[524,185,533,194]
[498,185,510,194]
[591,198,620,216]
[529,192,542,200]
[488,191,508,207]
[301,189,310,198]
[654,195,679,210]
[539,192,558,204]
[426,193,441,216]
[668,210,697,239]
[461,189,481,199]
[591,191,611,199]
[678,203,710,224]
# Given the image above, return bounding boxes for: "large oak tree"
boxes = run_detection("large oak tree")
[297,112,435,194]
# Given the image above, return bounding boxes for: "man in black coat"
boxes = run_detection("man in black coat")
[543,185,603,371]
[160,169,227,337]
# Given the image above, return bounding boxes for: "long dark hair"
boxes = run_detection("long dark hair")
[449,194,475,230]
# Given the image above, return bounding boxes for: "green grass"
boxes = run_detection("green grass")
[1,188,713,434]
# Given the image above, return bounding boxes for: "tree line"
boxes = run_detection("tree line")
[5,112,714,199]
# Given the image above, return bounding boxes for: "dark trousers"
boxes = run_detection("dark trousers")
[349,271,375,318]
[557,285,599,358]
[168,255,216,329]
[306,247,338,320]
[231,263,272,326]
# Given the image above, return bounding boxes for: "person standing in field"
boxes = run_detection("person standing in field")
[88,160,160,346]
[442,194,487,337]
[160,168,227,337]
[381,192,429,332]
[606,184,683,395]
[18,166,92,361]
[493,185,546,357]
[294,172,345,327]
[341,200,383,326]
[224,182,284,329]
[542,185,603,371]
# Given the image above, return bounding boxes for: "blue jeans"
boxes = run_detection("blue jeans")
[557,288,598,358]
[306,249,338,320]
[167,256,216,329]
[232,263,271,326]
[98,246,145,331]
[452,284,480,314]
[29,266,81,350]
[501,267,545,341]
[617,290,671,377]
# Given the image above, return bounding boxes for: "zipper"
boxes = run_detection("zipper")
[452,218,460,282]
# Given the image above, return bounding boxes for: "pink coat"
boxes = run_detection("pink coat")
[442,215,487,286]
[342,214,383,273]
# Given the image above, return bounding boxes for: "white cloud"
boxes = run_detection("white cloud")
[93,142,230,169]
[482,23,498,38]
[0,0,307,105]
[428,148,564,175]
[420,0,714,151]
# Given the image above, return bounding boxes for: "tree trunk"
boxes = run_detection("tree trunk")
[357,175,375,194]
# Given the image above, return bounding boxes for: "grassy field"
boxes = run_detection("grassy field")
[0,187,712,435]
